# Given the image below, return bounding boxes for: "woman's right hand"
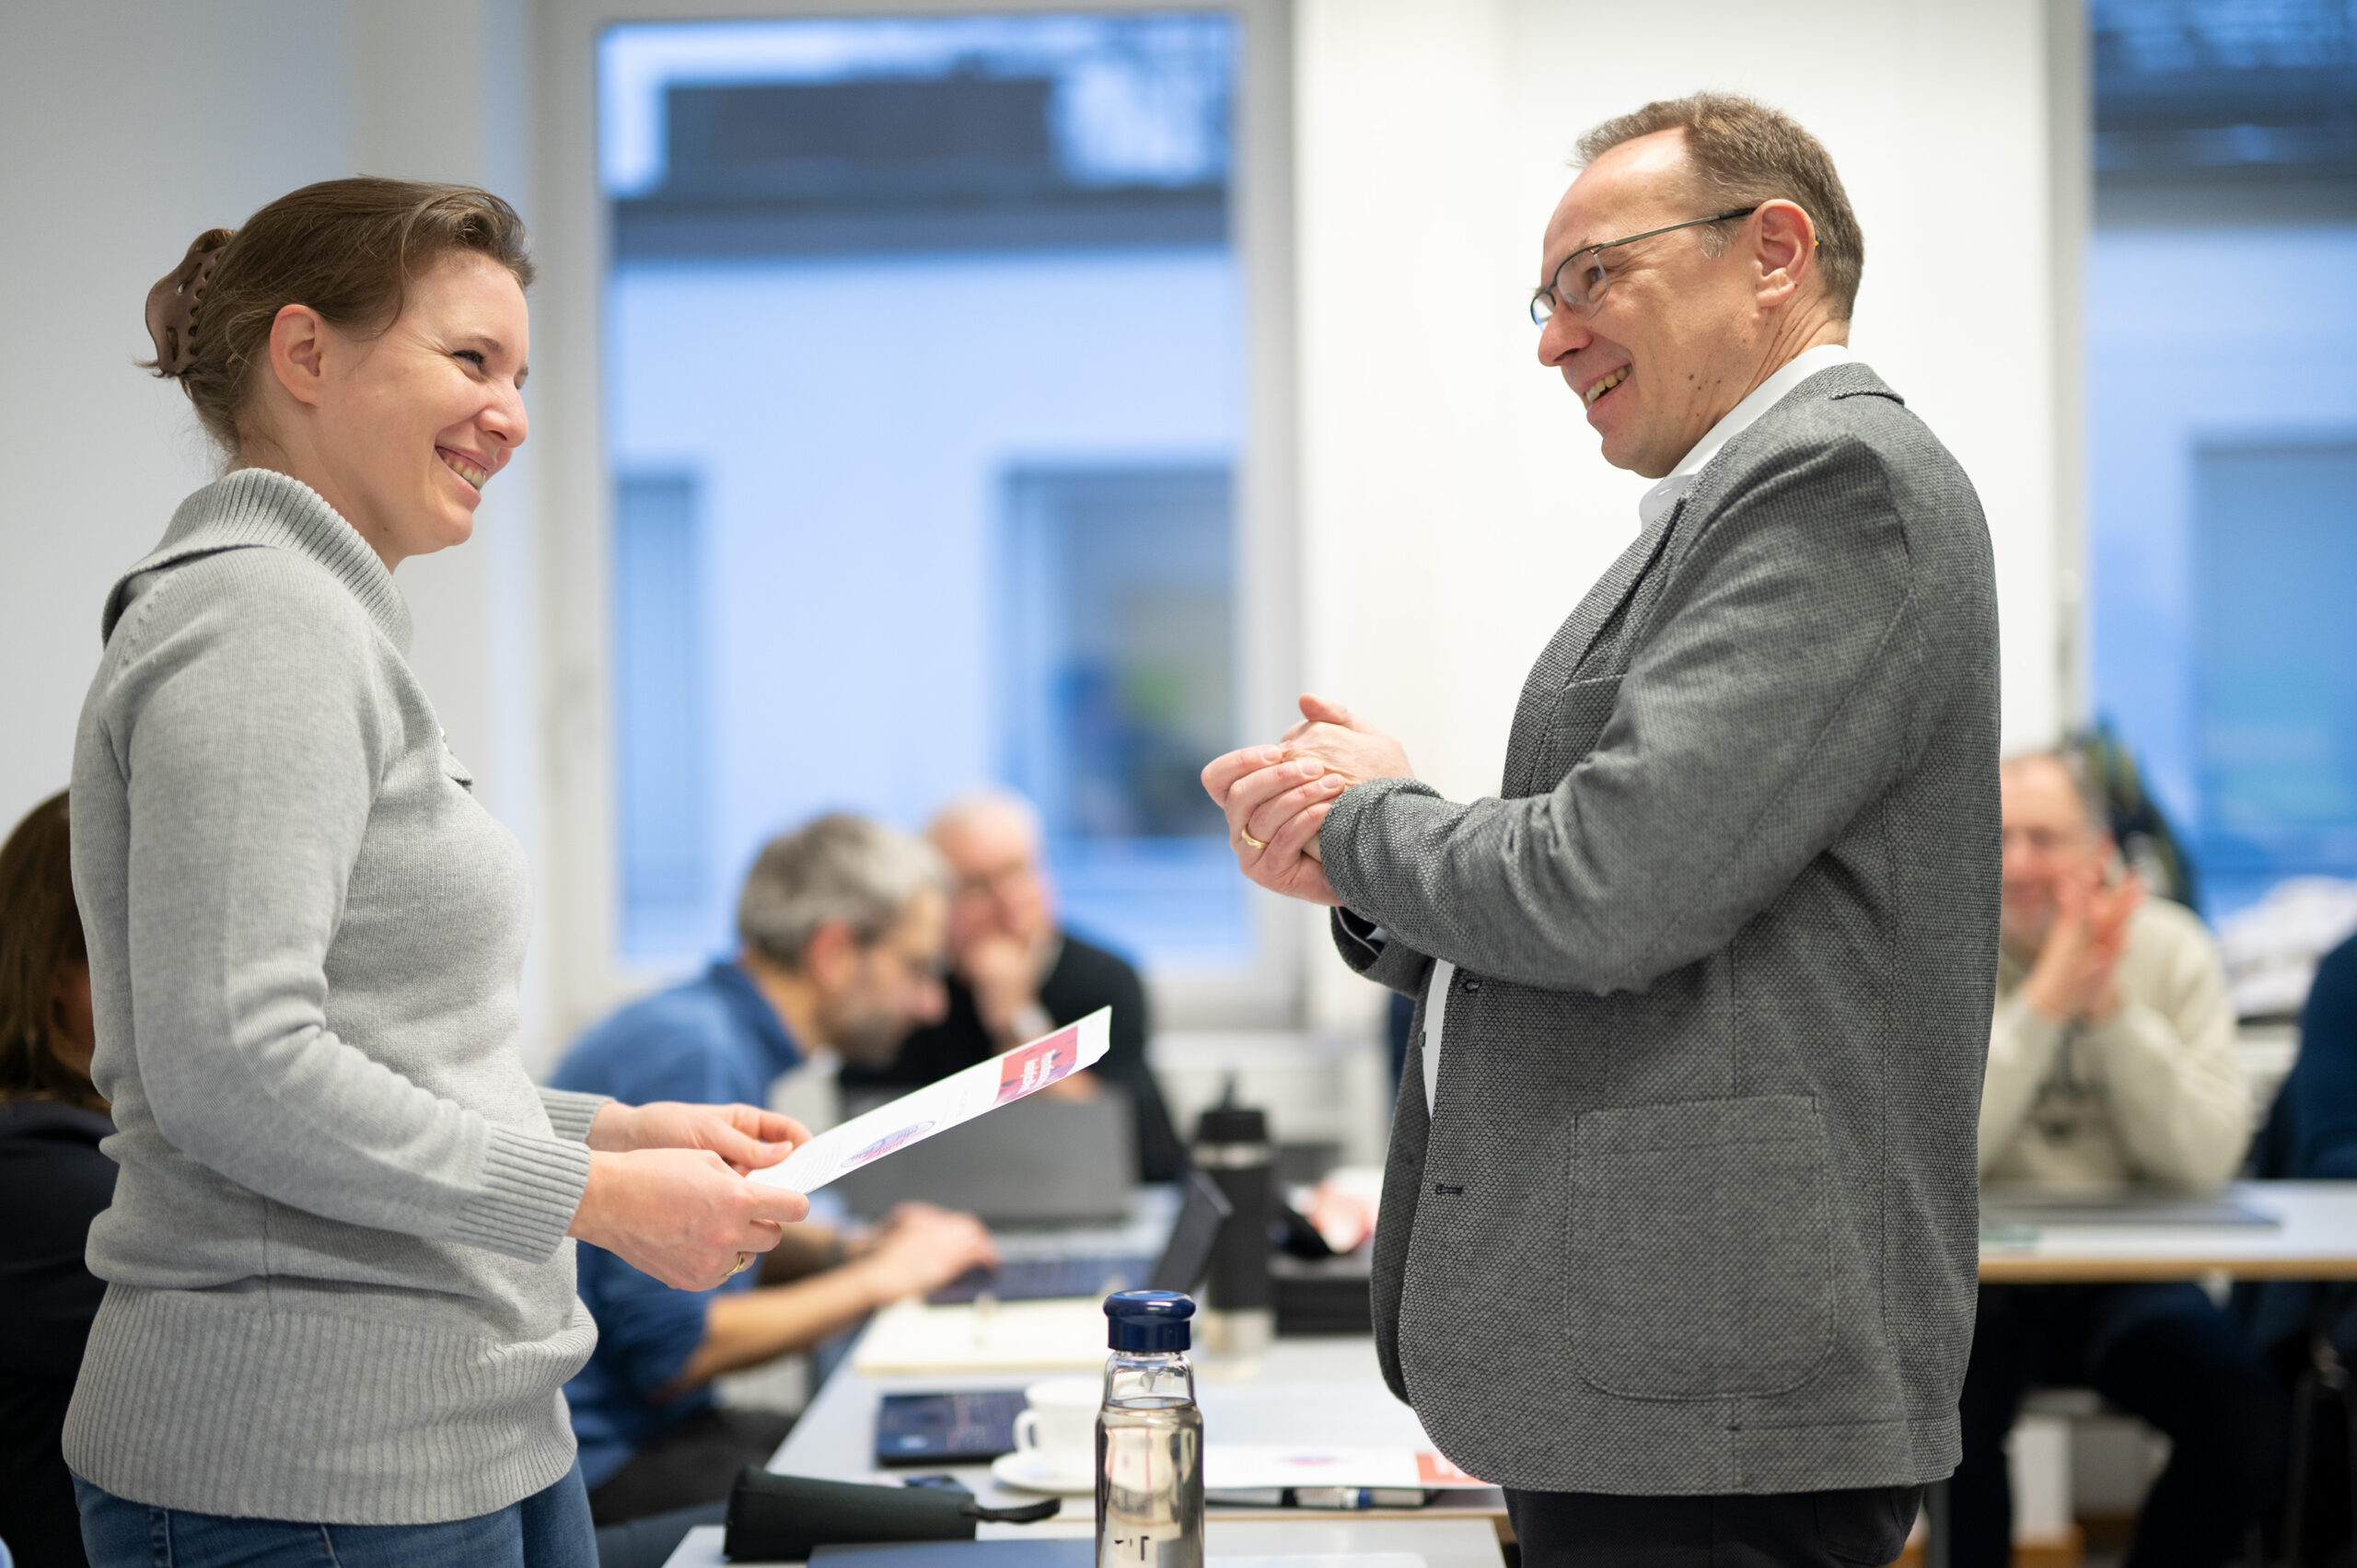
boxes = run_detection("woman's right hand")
[567,1148,811,1290]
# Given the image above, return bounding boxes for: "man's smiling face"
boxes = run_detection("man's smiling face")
[1534,129,1766,480]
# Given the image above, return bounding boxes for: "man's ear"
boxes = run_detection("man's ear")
[802,920,860,992]
[1751,199,1817,307]
[267,302,334,409]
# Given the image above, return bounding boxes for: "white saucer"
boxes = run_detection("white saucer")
[989,1449,1097,1496]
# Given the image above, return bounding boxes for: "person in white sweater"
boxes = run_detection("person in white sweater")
[1952,750,2276,1568]
[67,180,811,1568]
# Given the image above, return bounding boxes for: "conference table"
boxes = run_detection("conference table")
[670,1180,2357,1566]
[660,1301,1510,1564]
[1977,1179,2357,1283]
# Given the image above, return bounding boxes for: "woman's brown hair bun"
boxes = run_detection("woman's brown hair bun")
[141,178,534,454]
[145,228,235,378]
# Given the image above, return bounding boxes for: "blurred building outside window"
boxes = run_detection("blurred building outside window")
[599,13,1266,985]
[2084,0,2357,1010]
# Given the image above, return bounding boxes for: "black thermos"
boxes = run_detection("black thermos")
[1192,1087,1274,1354]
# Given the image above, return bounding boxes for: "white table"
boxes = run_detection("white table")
[660,1516,1507,1567]
[764,1330,1504,1527]
[1978,1179,2357,1283]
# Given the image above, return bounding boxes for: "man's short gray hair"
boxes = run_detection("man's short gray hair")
[737,813,947,969]
[1574,92,1865,322]
[927,790,1043,849]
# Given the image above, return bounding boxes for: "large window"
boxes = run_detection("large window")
[2084,0,2357,919]
[599,14,1266,980]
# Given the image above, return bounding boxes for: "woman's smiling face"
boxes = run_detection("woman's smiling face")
[280,250,529,569]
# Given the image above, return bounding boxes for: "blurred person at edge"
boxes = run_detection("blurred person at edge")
[65,180,809,1568]
[838,793,1185,1181]
[1956,750,2273,1568]
[551,814,998,1527]
[0,792,107,1568]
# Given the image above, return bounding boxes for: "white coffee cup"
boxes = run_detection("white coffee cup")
[1010,1376,1099,1473]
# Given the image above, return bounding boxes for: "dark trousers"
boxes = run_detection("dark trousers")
[1504,1483,1922,1567]
[586,1406,795,1527]
[1955,1283,2280,1568]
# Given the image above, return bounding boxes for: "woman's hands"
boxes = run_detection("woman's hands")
[572,1100,816,1289]
[568,1148,811,1290]
[587,1099,807,1174]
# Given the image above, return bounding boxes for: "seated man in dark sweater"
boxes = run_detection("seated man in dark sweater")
[838,794,1183,1181]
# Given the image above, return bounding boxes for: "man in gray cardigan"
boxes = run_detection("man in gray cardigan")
[1206,94,1999,1562]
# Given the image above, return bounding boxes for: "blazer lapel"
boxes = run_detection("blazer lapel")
[1499,498,1684,796]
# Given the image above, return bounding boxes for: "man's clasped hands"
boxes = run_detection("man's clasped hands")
[1201,694,1416,907]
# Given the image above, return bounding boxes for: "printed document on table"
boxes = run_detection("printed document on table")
[752,1007,1110,1194]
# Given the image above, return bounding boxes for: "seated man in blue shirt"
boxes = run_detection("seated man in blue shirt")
[553,813,999,1526]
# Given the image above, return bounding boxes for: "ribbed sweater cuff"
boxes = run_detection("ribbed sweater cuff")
[538,1087,610,1144]
[449,1125,592,1261]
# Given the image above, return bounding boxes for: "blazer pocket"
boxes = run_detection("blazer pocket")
[1567,1093,1833,1400]
[1539,674,1623,781]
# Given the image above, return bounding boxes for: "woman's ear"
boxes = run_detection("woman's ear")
[267,302,334,409]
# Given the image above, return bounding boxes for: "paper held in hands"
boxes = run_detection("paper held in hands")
[752,1007,1111,1194]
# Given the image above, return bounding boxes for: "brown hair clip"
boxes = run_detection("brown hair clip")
[145,228,235,377]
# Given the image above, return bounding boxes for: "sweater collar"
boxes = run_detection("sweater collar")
[102,468,410,652]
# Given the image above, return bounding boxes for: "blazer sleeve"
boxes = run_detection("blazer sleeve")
[1329,909,1436,997]
[1320,435,1920,995]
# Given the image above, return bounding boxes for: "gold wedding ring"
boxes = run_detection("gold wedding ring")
[1239,828,1268,850]
[728,1251,752,1277]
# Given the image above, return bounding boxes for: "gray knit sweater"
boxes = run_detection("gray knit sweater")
[65,469,606,1524]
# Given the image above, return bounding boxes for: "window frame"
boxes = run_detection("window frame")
[532,0,1303,1040]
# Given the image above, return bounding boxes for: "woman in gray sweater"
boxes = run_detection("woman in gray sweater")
[65,180,810,1567]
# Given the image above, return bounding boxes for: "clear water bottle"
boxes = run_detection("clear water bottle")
[1097,1290,1203,1568]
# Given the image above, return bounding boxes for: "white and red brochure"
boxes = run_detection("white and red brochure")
[751,1007,1110,1195]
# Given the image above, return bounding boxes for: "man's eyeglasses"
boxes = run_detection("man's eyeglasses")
[1528,206,1758,326]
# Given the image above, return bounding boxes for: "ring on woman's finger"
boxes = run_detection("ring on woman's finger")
[728,1251,752,1277]
[1239,827,1268,851]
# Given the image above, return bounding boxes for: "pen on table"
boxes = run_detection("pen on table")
[1204,1487,1432,1510]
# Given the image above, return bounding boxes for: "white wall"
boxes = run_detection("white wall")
[1291,0,2078,1025]
[0,2,354,833]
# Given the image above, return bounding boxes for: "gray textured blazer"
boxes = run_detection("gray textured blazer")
[1322,362,2000,1496]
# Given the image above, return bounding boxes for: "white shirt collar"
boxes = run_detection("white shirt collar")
[1637,343,1854,528]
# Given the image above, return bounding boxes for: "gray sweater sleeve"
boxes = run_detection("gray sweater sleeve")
[540,1087,610,1144]
[99,556,588,1260]
[1322,436,1916,994]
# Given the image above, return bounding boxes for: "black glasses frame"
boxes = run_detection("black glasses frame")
[1529,206,1759,325]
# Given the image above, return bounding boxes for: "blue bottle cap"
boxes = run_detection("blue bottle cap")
[1105,1289,1193,1352]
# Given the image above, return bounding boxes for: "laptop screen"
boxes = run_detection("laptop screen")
[1146,1167,1233,1293]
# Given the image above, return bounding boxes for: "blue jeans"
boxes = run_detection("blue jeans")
[71,1461,596,1568]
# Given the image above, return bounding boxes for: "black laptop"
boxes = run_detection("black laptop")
[924,1167,1231,1305]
